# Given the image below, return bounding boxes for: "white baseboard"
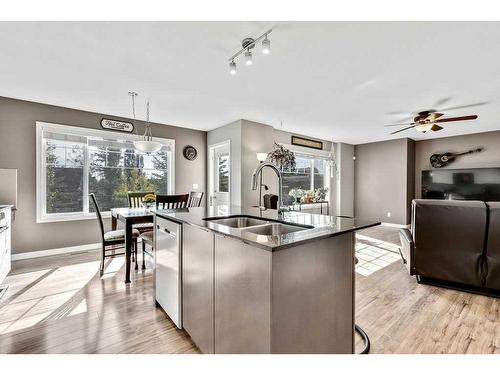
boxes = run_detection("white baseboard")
[381,222,410,229]
[12,242,101,261]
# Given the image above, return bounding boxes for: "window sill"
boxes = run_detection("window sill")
[36,211,111,224]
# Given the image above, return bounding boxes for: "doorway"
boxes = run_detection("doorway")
[208,141,230,207]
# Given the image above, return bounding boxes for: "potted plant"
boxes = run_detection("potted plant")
[302,190,315,204]
[267,142,296,171]
[142,193,156,209]
[314,187,329,202]
[288,188,304,203]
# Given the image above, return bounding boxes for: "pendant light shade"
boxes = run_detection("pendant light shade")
[133,139,162,153]
[129,93,162,154]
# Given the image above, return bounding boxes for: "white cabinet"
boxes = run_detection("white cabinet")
[154,217,182,328]
[0,207,12,288]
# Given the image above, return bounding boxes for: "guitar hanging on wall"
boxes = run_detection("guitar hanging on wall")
[430,148,483,168]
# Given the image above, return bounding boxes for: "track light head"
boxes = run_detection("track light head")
[262,36,270,54]
[229,60,236,75]
[245,49,253,65]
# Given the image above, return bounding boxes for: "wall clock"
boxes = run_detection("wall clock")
[183,145,198,161]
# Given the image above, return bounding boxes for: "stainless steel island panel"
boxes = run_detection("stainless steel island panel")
[214,235,272,354]
[182,224,215,353]
[271,233,355,353]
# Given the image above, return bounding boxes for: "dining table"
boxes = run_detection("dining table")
[111,207,154,283]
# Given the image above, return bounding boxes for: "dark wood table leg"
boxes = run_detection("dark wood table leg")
[124,220,132,284]
[112,213,117,231]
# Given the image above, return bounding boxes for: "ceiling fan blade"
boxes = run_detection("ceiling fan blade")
[383,122,415,127]
[435,115,478,123]
[439,102,488,111]
[428,112,444,121]
[387,111,410,115]
[433,97,453,108]
[390,125,416,135]
[431,124,443,131]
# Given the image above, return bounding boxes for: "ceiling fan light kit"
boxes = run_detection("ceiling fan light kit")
[228,29,272,75]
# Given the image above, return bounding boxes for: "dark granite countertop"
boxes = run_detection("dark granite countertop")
[154,205,380,251]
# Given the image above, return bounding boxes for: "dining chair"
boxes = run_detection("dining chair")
[156,194,190,209]
[188,191,204,207]
[128,191,155,208]
[127,191,155,233]
[89,193,140,274]
[138,193,190,270]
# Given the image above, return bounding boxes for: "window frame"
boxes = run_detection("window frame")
[36,121,175,223]
[279,143,332,203]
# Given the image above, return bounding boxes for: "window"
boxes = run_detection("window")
[37,122,174,222]
[217,154,229,193]
[281,153,330,205]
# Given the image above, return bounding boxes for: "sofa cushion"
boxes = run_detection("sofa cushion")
[412,199,486,287]
[485,202,500,289]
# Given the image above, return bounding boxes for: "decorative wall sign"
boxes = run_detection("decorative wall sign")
[291,135,323,150]
[183,145,198,161]
[100,118,134,133]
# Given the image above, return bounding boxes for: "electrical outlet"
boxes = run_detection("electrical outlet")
[192,183,198,190]
[387,212,391,218]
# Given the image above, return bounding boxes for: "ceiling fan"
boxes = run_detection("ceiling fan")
[384,110,478,135]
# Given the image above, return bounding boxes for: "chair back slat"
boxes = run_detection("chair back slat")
[156,194,190,209]
[89,193,105,242]
[188,191,204,207]
[128,191,155,208]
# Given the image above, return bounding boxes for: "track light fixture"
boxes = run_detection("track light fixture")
[262,36,270,54]
[228,29,272,75]
[244,49,253,65]
[229,60,236,75]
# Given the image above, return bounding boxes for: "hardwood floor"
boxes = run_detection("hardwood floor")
[355,227,500,354]
[0,252,198,354]
[1,227,499,354]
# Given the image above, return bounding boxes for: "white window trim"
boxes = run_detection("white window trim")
[278,143,331,201]
[36,121,175,223]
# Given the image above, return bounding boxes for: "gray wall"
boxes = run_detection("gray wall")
[336,143,355,218]
[0,96,206,254]
[241,120,276,207]
[415,130,500,198]
[207,120,242,205]
[354,138,414,225]
[207,120,336,208]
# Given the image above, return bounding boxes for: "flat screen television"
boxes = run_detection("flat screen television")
[422,168,500,201]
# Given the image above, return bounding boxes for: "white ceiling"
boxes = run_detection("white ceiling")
[0,21,499,144]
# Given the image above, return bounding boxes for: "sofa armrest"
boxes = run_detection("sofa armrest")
[399,228,415,275]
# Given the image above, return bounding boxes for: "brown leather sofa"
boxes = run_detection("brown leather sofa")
[399,199,500,296]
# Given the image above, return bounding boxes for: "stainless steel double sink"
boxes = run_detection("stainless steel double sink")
[204,215,313,236]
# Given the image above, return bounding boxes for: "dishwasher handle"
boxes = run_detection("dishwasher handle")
[157,225,177,238]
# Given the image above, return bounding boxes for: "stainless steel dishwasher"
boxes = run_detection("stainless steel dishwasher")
[154,216,182,328]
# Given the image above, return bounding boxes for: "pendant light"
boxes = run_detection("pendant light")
[327,139,337,176]
[129,92,162,154]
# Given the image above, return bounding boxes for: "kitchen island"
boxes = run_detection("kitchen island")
[153,205,379,354]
